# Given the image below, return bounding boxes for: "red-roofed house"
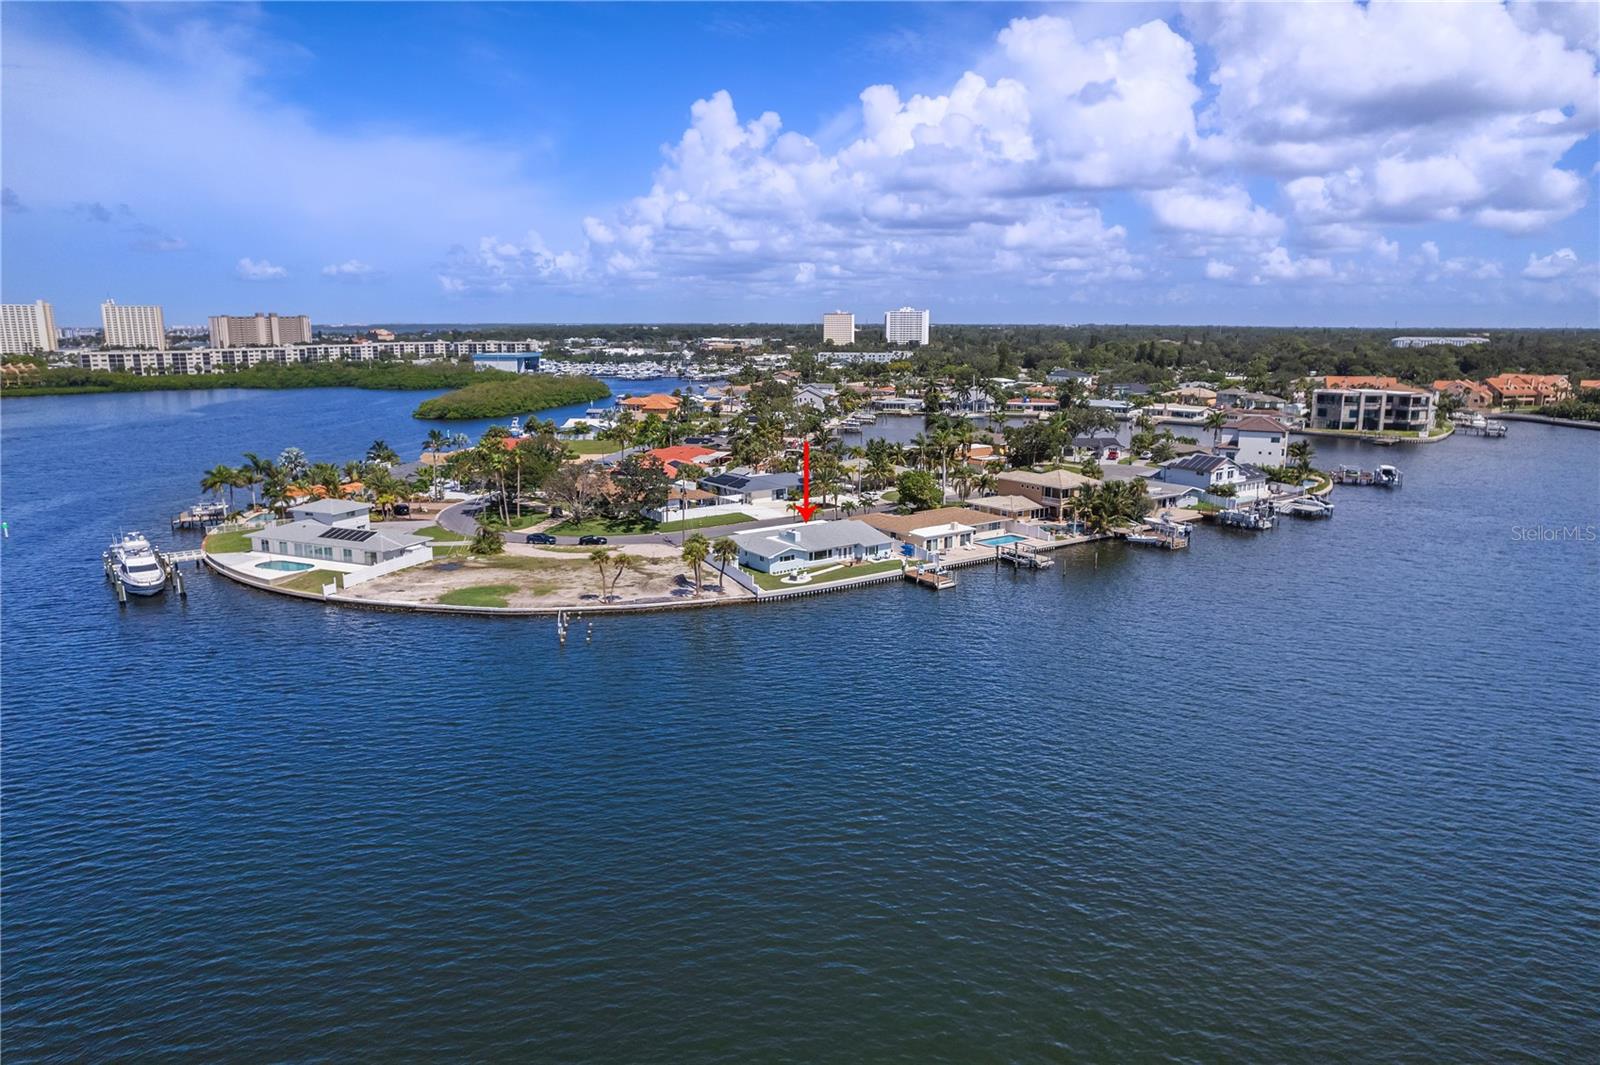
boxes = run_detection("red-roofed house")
[643,445,722,474]
[619,393,681,415]
[1484,373,1572,408]
[1432,379,1495,411]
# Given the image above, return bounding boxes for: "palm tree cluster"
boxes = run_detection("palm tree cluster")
[1078,479,1154,535]
[201,438,424,520]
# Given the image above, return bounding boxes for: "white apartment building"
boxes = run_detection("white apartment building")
[884,306,930,347]
[209,312,313,347]
[77,339,539,376]
[0,300,58,354]
[822,311,856,346]
[101,300,167,350]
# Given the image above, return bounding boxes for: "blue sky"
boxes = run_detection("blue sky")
[3,2,1598,327]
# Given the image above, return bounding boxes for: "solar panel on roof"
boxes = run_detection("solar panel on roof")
[319,527,377,542]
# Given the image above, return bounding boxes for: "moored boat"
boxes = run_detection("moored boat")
[105,532,167,595]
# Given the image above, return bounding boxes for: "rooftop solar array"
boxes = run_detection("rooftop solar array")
[319,527,377,542]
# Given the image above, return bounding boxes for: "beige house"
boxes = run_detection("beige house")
[994,469,1101,520]
[860,507,1008,559]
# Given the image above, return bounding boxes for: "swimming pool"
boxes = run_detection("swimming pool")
[977,534,1027,547]
[256,560,314,573]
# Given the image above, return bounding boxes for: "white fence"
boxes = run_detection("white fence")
[336,549,431,589]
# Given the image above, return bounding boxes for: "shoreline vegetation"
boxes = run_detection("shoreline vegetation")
[412,374,611,420]
[0,360,490,398]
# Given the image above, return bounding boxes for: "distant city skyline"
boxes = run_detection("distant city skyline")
[3,2,1598,327]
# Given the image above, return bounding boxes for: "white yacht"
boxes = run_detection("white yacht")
[105,532,167,595]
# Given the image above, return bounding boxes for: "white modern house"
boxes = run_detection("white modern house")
[1216,414,1292,466]
[731,520,896,575]
[1158,454,1269,505]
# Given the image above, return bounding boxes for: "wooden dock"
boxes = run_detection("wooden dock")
[905,564,956,590]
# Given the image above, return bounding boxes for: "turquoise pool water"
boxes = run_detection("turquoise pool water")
[255,560,314,573]
[977,534,1027,546]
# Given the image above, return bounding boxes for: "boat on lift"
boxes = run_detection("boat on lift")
[105,532,167,595]
[1283,496,1335,519]
[1374,464,1403,487]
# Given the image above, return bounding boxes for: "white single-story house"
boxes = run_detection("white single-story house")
[731,520,896,574]
[254,501,430,567]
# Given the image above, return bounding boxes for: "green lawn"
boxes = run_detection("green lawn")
[562,439,615,455]
[546,514,658,537]
[479,513,543,531]
[437,583,518,607]
[203,528,255,553]
[746,558,903,592]
[279,569,343,594]
[432,544,470,559]
[659,512,753,533]
[411,523,465,542]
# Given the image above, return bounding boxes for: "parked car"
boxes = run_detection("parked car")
[525,532,556,544]
[391,502,411,517]
[577,535,608,546]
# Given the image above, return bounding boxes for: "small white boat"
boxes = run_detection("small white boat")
[105,532,167,595]
[1374,464,1403,488]
[1283,496,1335,519]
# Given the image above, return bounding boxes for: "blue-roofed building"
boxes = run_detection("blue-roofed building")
[472,351,542,374]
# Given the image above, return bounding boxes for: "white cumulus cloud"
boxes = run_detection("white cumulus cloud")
[236,257,287,281]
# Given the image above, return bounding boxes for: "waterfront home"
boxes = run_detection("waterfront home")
[1169,385,1218,405]
[731,520,895,574]
[1144,402,1210,425]
[996,469,1100,520]
[1216,414,1291,467]
[794,383,839,410]
[968,494,1047,522]
[1108,382,1151,398]
[1483,373,1573,408]
[699,468,802,505]
[949,387,995,414]
[619,392,681,415]
[873,395,924,414]
[1005,396,1060,415]
[861,507,1009,559]
[1214,388,1290,411]
[1158,454,1269,505]
[1087,398,1132,415]
[1311,376,1437,433]
[253,501,430,568]
[1432,379,1496,411]
[1072,429,1124,461]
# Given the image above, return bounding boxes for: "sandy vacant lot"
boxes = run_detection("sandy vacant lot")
[338,543,751,610]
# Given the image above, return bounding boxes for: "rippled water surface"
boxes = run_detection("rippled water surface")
[3,389,1598,1062]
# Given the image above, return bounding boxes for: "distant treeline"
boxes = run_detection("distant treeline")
[0,360,485,398]
[412,374,610,420]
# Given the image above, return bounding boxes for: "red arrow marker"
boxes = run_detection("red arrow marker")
[795,439,818,521]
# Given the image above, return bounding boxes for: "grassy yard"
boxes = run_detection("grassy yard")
[562,439,615,456]
[745,558,903,592]
[432,543,470,559]
[437,583,518,608]
[279,568,343,594]
[203,528,255,553]
[546,515,658,537]
[479,513,543,531]
[659,512,753,533]
[411,524,465,542]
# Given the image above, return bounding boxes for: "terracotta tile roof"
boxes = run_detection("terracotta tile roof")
[1224,414,1291,434]
[619,393,681,413]
[1319,375,1428,392]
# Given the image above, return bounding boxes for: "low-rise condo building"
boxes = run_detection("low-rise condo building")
[1483,373,1573,408]
[1432,379,1496,411]
[1311,376,1436,433]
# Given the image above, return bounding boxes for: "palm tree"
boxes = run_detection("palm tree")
[201,464,238,509]
[366,440,400,466]
[228,466,253,513]
[681,533,710,596]
[1203,409,1229,449]
[589,548,612,599]
[1288,440,1315,474]
[607,552,637,600]
[240,452,275,507]
[712,536,738,591]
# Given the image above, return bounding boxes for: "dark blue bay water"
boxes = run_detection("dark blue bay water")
[3,387,1598,1062]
